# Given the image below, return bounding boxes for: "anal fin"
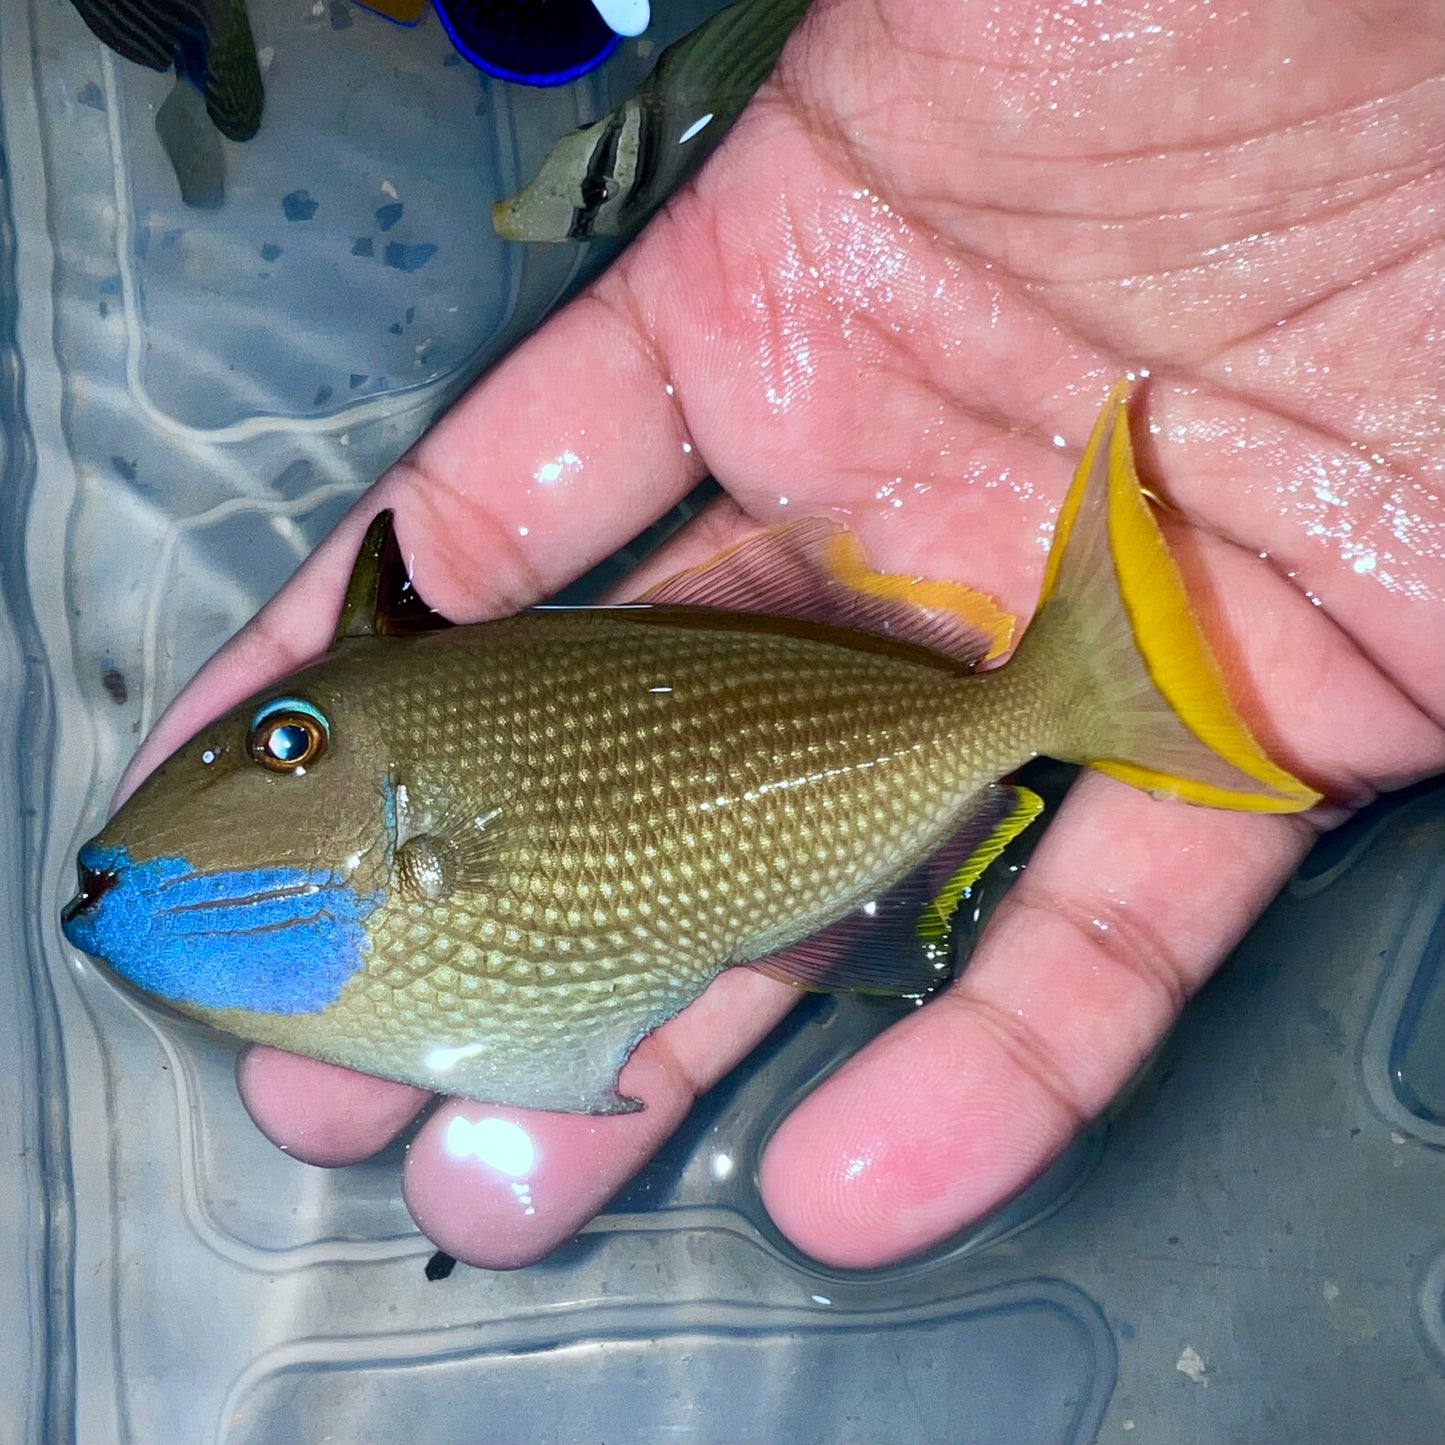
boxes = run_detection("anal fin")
[917,785,1043,942]
[750,783,1045,998]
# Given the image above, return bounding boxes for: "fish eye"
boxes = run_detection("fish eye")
[248,697,329,774]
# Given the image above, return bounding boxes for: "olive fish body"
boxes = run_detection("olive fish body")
[63,387,1320,1111]
[74,611,1032,1111]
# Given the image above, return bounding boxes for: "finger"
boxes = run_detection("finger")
[1142,381,1445,724]
[757,771,1318,1269]
[402,968,797,1271]
[230,863,802,1252]
[236,1046,432,1168]
[117,278,709,802]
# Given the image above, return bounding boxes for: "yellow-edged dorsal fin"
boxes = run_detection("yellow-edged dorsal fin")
[640,517,1015,668]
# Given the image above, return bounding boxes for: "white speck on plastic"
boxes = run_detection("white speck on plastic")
[1175,1345,1208,1385]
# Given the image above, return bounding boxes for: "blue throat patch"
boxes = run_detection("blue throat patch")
[63,842,382,1015]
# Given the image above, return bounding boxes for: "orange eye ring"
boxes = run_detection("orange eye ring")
[247,697,329,773]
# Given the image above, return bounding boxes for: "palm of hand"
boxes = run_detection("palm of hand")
[120,0,1442,1268]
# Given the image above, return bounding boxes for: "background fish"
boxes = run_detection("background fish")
[68,0,264,142]
[61,387,1319,1113]
[493,0,812,241]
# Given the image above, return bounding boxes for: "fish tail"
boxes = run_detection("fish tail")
[1009,382,1320,813]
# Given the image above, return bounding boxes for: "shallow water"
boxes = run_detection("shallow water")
[2,5,1442,1442]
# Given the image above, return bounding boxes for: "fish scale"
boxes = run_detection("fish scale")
[224,610,1022,1110]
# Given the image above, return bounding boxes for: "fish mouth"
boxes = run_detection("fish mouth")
[62,850,120,932]
[59,841,383,1015]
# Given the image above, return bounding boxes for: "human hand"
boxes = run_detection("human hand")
[118,0,1443,1269]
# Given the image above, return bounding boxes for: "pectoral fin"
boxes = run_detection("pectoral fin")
[393,796,509,902]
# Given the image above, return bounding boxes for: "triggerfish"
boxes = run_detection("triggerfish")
[62,386,1319,1113]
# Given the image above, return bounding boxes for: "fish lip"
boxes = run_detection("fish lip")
[62,859,120,929]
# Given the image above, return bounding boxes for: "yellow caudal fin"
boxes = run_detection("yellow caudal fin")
[1014,382,1320,813]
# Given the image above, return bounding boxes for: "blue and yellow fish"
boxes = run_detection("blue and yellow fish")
[62,387,1319,1113]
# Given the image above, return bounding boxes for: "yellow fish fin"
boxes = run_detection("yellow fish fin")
[1021,382,1320,813]
[749,784,1036,996]
[917,785,1044,943]
[641,517,1015,668]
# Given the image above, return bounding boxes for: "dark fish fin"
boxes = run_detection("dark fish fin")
[916,785,1043,943]
[433,0,618,87]
[202,0,263,141]
[155,76,225,210]
[68,0,261,140]
[332,511,452,647]
[67,0,176,70]
[638,518,1015,667]
[352,0,428,23]
[749,784,1043,997]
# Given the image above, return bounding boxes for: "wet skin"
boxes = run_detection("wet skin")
[111,0,1442,1269]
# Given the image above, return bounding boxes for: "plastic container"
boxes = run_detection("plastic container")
[2,2,1440,1440]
